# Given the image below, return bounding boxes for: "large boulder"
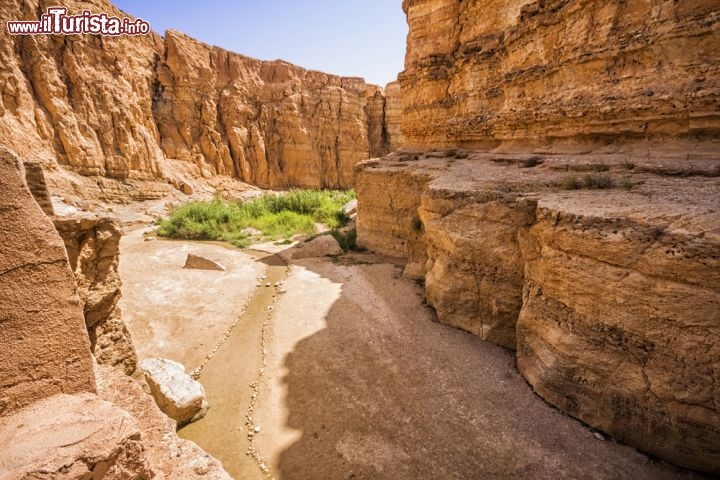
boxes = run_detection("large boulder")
[0,393,151,479]
[140,358,209,426]
[286,234,343,260]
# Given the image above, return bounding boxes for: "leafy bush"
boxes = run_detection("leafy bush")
[157,189,356,246]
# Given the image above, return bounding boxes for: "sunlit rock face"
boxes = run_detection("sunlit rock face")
[0,0,396,192]
[398,0,720,151]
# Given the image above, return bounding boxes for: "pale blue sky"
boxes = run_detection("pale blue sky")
[113,1,408,86]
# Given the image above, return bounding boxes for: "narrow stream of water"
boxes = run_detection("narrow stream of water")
[178,251,288,479]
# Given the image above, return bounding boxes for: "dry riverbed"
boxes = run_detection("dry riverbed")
[118,229,704,480]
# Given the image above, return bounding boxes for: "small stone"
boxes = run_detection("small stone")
[254,426,261,433]
[593,432,605,441]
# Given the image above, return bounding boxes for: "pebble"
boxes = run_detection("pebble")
[254,426,261,433]
[593,432,605,441]
[265,283,271,287]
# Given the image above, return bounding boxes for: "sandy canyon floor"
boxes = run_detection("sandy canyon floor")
[118,220,706,480]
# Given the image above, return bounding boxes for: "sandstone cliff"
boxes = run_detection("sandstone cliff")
[355,1,720,473]
[0,0,396,194]
[356,150,720,474]
[398,0,720,151]
[0,146,230,479]
[0,146,97,416]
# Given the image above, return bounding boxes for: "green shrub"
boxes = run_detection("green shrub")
[158,189,355,246]
[331,229,359,252]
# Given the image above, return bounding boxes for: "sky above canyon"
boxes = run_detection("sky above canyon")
[113,0,408,86]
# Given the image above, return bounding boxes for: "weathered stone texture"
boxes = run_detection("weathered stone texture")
[356,152,720,473]
[0,0,397,192]
[0,147,96,416]
[54,215,139,376]
[399,0,720,150]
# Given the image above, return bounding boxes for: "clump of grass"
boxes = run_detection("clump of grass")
[583,174,613,189]
[560,174,614,190]
[157,189,356,246]
[562,176,583,190]
[330,229,361,252]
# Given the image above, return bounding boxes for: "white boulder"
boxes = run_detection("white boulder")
[139,358,209,425]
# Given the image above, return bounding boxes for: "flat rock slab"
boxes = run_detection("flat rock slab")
[184,253,226,271]
[0,393,147,480]
[140,358,208,426]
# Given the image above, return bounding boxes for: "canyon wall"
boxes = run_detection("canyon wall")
[0,146,97,416]
[399,0,720,150]
[357,0,720,473]
[355,152,720,474]
[0,0,395,194]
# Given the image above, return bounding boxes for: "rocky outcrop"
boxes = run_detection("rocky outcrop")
[0,146,231,478]
[0,393,152,480]
[96,363,231,479]
[283,234,344,260]
[0,146,96,416]
[355,152,720,473]
[54,215,139,376]
[384,81,405,151]
[139,358,209,426]
[398,0,720,150]
[0,0,397,195]
[184,253,226,272]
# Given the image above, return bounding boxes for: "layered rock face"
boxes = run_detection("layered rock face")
[0,0,165,178]
[0,146,230,478]
[355,152,720,473]
[0,0,395,193]
[399,0,720,150]
[54,215,139,376]
[155,31,387,188]
[359,0,720,473]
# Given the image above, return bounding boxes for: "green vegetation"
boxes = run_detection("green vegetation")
[330,229,360,252]
[157,189,356,248]
[561,174,614,190]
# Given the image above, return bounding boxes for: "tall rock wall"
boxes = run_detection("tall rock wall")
[155,31,388,189]
[0,0,396,193]
[398,0,720,150]
[355,151,720,474]
[0,146,96,416]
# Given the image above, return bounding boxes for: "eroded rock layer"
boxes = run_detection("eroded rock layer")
[0,146,96,416]
[355,151,720,473]
[399,0,720,150]
[54,215,139,376]
[0,0,394,193]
